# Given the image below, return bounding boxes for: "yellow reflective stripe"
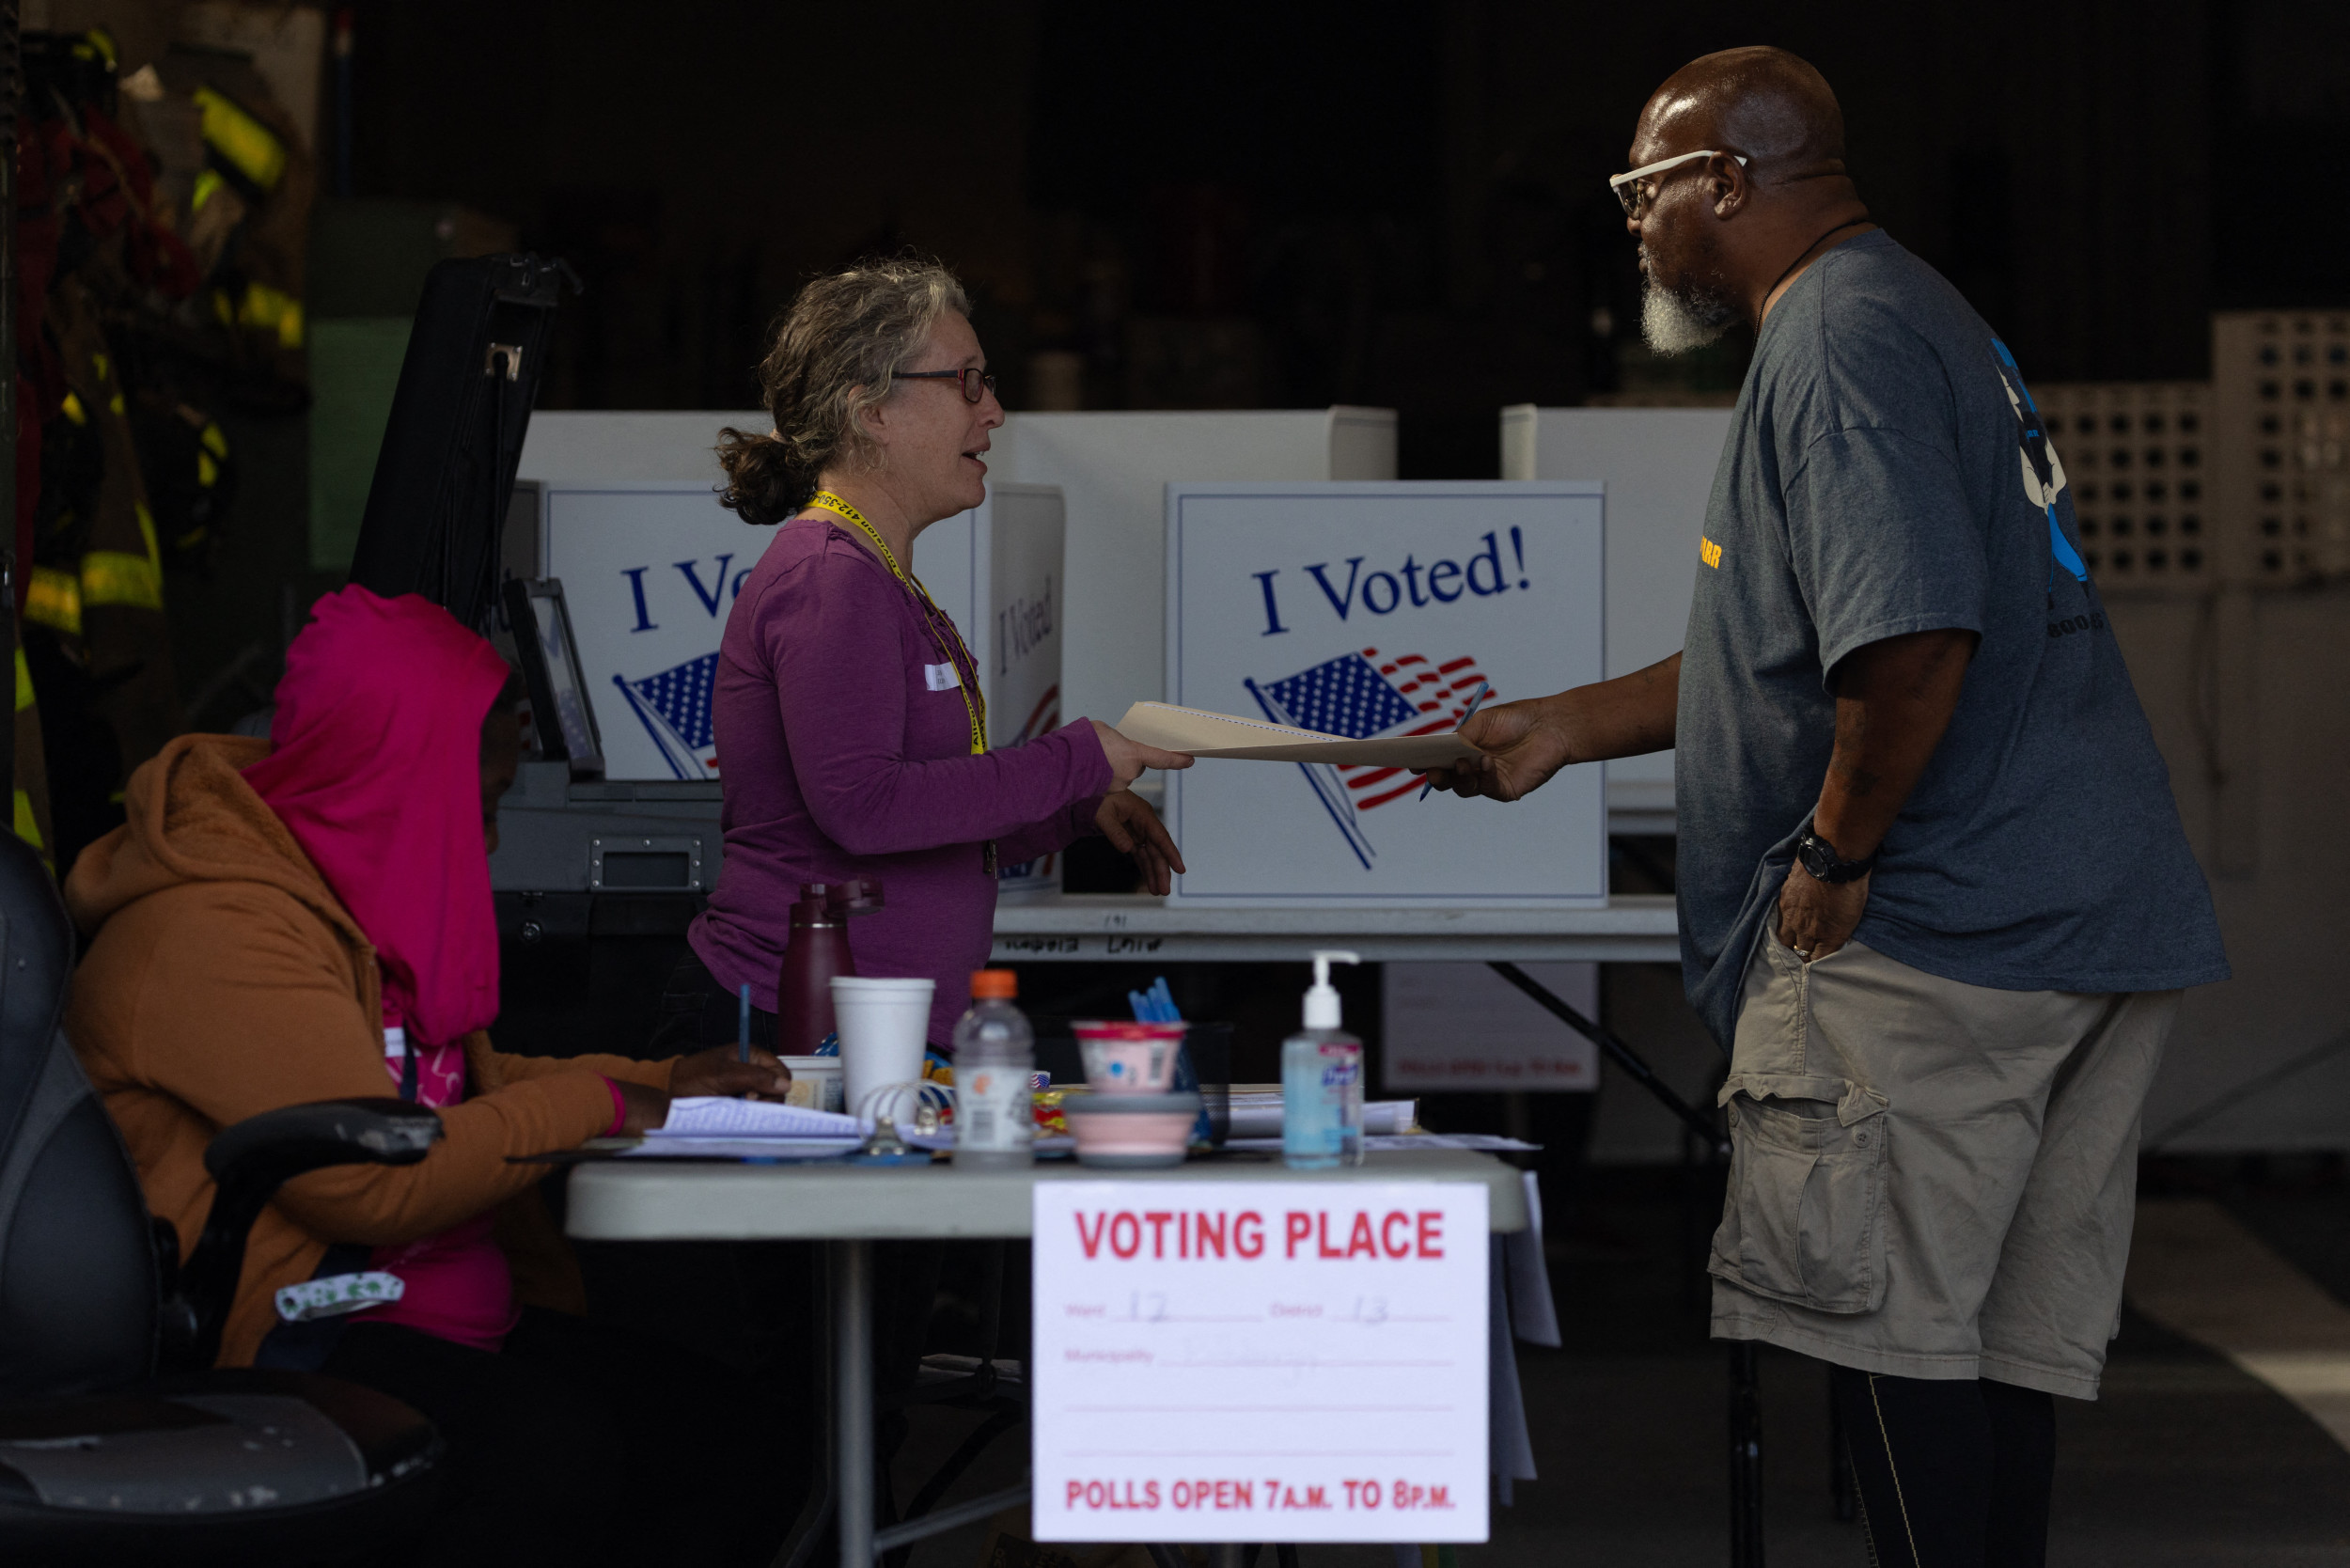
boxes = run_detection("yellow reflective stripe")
[83,502,168,610]
[13,648,30,713]
[60,391,86,425]
[82,552,163,610]
[197,449,219,487]
[199,422,229,458]
[25,567,81,635]
[192,86,286,192]
[238,282,304,349]
[82,507,164,611]
[91,352,107,382]
[12,790,44,854]
[109,392,125,416]
[192,167,224,212]
[80,28,117,67]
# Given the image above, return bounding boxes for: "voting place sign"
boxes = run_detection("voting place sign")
[1031,1181,1489,1544]
[1165,483,1605,905]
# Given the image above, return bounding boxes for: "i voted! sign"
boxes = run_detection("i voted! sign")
[1164,482,1606,905]
[540,484,775,783]
[1030,1181,1490,1544]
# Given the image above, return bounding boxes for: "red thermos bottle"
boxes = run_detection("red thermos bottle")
[774,880,883,1055]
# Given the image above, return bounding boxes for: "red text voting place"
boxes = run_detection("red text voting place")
[1031,1182,1490,1544]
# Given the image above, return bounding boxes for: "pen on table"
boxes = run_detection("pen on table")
[737,983,751,1066]
[1418,680,1492,801]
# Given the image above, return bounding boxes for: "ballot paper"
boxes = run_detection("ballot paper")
[646,1098,866,1139]
[1031,1180,1489,1543]
[1116,701,1480,771]
[1221,1134,1540,1153]
[619,1137,865,1159]
[1224,1091,1418,1140]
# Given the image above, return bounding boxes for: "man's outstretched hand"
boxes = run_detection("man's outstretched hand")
[1419,698,1577,802]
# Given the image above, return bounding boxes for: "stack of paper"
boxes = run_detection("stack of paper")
[1224,1089,1418,1139]
[621,1097,869,1159]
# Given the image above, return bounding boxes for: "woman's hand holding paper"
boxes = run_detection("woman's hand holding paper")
[1089,719,1196,789]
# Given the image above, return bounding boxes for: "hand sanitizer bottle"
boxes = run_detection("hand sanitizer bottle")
[1283,950,1363,1170]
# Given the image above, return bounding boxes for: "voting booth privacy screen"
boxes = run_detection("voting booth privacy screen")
[1164,482,1606,905]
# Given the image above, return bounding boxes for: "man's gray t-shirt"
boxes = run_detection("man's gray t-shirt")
[1676,231,2227,1046]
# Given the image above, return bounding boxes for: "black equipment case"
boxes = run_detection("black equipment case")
[347,254,572,633]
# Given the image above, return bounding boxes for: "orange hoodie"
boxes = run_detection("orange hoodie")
[66,733,673,1368]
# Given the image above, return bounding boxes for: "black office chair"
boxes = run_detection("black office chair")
[0,832,448,1565]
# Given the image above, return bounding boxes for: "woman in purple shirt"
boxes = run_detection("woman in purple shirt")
[652,259,1189,1052]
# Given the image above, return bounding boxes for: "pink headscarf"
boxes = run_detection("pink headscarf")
[244,586,512,1045]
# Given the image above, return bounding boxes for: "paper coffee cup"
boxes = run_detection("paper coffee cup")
[831,977,934,1120]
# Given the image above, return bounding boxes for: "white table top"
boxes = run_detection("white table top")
[990,892,1680,964]
[565,1148,1530,1242]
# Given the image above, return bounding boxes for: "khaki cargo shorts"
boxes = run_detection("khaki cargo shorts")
[1708,927,2180,1399]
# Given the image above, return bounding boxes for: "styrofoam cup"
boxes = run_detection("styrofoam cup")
[831,977,934,1120]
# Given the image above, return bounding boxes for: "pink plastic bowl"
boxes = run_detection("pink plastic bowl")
[1064,1090,1201,1168]
[1071,1020,1187,1094]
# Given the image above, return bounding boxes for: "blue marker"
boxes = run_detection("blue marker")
[738,983,752,1065]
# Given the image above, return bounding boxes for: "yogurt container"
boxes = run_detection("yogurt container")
[1071,1020,1187,1094]
[780,1056,843,1113]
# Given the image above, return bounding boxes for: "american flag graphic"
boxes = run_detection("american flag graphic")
[613,653,720,780]
[1246,648,1493,869]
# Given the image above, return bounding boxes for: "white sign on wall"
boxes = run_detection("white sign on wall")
[1031,1180,1489,1544]
[1164,482,1606,905]
[540,481,1065,896]
[1382,963,1600,1092]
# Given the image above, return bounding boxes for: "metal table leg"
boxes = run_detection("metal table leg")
[1729,1341,1764,1566]
[837,1238,874,1568]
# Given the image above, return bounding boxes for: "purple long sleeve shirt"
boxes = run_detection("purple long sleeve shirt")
[688,516,1111,1045]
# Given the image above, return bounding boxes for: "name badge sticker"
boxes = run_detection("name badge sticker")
[925,662,963,693]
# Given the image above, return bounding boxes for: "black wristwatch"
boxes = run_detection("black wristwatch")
[1795,822,1878,884]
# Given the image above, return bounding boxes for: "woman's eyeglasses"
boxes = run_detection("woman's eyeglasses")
[891,368,998,403]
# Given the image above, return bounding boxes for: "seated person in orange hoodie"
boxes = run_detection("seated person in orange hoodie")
[68,585,793,1568]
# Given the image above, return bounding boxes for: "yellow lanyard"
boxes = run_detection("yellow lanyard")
[804,491,988,756]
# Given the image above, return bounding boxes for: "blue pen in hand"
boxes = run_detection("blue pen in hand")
[737,983,752,1066]
[1418,680,1492,801]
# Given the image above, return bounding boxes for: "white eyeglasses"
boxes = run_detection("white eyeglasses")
[1608,149,1747,217]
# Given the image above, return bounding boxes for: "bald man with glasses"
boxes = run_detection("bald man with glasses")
[1428,46,2227,1568]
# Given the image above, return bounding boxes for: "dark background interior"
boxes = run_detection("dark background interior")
[333,0,2342,477]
